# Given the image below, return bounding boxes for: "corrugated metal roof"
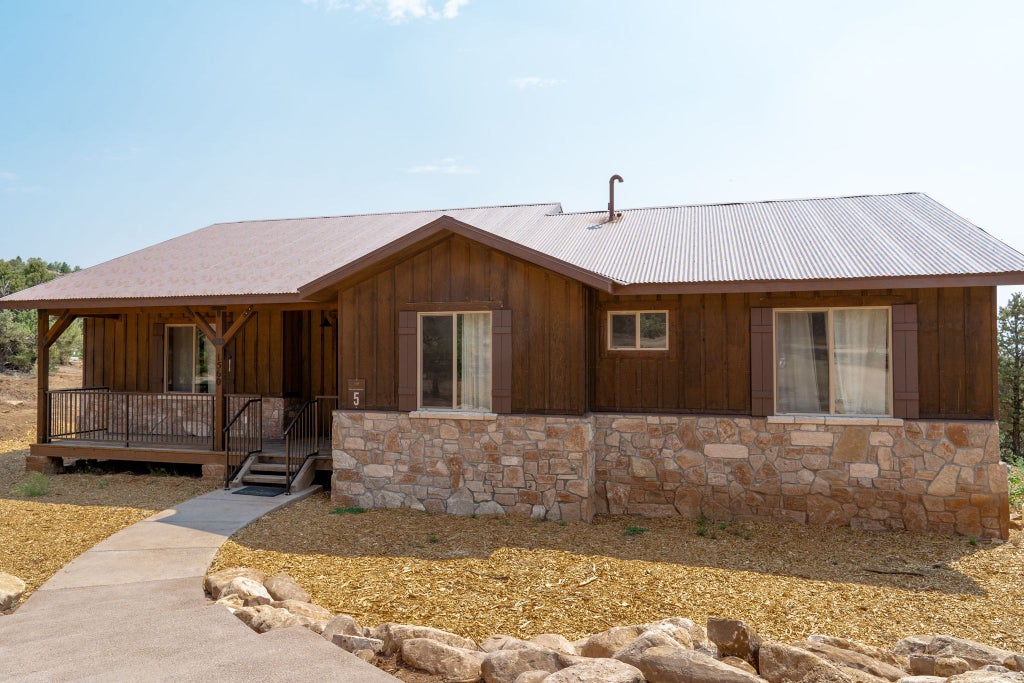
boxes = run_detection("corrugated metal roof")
[4,192,1024,305]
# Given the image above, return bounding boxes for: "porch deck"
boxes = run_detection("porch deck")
[29,439,333,470]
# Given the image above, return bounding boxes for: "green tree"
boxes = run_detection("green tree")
[998,293,1024,461]
[0,257,83,372]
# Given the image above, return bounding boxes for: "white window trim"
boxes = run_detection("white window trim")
[607,310,670,350]
[416,311,493,412]
[164,324,210,394]
[772,306,893,417]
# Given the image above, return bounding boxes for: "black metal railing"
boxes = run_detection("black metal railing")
[284,398,322,494]
[46,387,111,439]
[224,396,263,489]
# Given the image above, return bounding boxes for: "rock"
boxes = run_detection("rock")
[322,613,362,641]
[707,617,762,667]
[205,567,267,600]
[531,633,577,655]
[331,634,384,655]
[220,576,272,606]
[1007,655,1024,672]
[263,573,310,602]
[0,573,26,611]
[909,655,936,676]
[612,630,683,669]
[481,635,536,652]
[215,595,245,611]
[808,636,910,670]
[580,626,646,658]
[233,604,311,633]
[271,599,332,622]
[476,501,506,516]
[482,647,565,683]
[354,649,375,662]
[946,672,1024,682]
[799,640,907,680]
[636,646,764,683]
[893,636,935,657]
[927,635,1018,670]
[544,658,644,682]
[373,622,477,656]
[759,641,852,683]
[643,617,699,649]
[722,656,759,675]
[934,657,973,677]
[401,637,484,683]
[513,673,550,683]
[896,678,945,683]
[447,488,476,515]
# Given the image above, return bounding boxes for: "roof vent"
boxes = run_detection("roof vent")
[608,174,624,222]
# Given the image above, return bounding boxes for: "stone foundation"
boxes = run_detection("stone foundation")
[332,411,1009,538]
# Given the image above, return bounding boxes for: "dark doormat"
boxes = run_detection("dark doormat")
[232,486,285,497]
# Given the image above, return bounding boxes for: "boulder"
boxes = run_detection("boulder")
[708,617,762,668]
[927,635,1018,670]
[896,678,945,683]
[759,641,852,683]
[722,656,759,675]
[799,640,907,680]
[401,637,484,683]
[893,636,935,658]
[513,673,550,683]
[635,646,763,683]
[263,572,310,602]
[220,576,272,606]
[205,567,267,600]
[808,636,909,670]
[233,604,311,633]
[481,635,537,652]
[322,613,362,641]
[354,649,376,662]
[482,647,565,683]
[644,617,702,648]
[580,626,647,658]
[531,633,578,655]
[612,630,683,669]
[947,672,1024,682]
[1007,655,1024,672]
[543,658,644,682]
[215,595,245,611]
[271,599,332,622]
[332,634,384,655]
[934,657,973,677]
[373,622,477,656]
[0,573,26,611]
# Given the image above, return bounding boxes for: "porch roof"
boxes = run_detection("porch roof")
[4,192,1024,308]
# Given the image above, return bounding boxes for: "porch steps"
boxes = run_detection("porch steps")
[239,455,289,488]
[241,473,288,486]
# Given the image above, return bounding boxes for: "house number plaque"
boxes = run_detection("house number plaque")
[347,379,366,409]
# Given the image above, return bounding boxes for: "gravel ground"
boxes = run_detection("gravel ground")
[212,492,1024,651]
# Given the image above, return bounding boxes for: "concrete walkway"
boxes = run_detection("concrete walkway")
[0,487,398,682]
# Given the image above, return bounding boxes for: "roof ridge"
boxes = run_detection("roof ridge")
[210,202,563,226]
[556,191,926,216]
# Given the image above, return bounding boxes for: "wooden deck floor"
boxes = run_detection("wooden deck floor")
[29,438,332,469]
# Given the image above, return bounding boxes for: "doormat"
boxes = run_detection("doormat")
[232,486,285,497]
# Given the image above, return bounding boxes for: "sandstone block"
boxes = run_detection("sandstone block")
[850,463,880,479]
[800,639,906,680]
[271,599,331,622]
[707,617,762,667]
[833,427,871,462]
[612,630,682,669]
[759,640,847,683]
[374,622,477,656]
[234,604,311,633]
[705,444,748,459]
[926,635,1017,669]
[581,626,647,658]
[637,646,763,683]
[401,637,484,683]
[792,431,835,447]
[531,633,578,655]
[263,572,310,603]
[220,576,272,606]
[363,464,394,478]
[482,647,566,683]
[544,658,644,682]
[0,573,26,611]
[332,634,384,655]
[322,613,363,641]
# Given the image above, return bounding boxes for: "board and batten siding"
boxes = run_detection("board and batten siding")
[336,233,587,414]
[590,286,997,420]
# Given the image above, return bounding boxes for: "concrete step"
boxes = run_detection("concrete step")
[250,462,287,473]
[241,473,288,486]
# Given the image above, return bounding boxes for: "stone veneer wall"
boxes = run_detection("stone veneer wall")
[331,411,1009,539]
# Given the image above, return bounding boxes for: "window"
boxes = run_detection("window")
[165,324,215,393]
[608,311,669,350]
[418,312,492,411]
[774,308,891,416]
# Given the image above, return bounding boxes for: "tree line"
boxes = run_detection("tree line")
[0,257,82,372]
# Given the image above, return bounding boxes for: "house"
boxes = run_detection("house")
[3,190,1022,539]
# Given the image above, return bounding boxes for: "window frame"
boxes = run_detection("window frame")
[416,310,493,412]
[164,324,213,394]
[772,306,893,417]
[606,310,670,351]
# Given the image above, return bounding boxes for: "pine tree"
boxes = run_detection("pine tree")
[998,293,1024,461]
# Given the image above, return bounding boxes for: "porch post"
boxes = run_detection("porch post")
[214,309,226,451]
[37,309,50,444]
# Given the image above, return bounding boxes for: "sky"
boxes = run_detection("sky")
[2,0,1023,302]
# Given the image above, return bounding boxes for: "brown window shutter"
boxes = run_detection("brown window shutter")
[397,311,418,412]
[892,303,920,419]
[492,309,512,413]
[149,323,165,392]
[750,307,774,417]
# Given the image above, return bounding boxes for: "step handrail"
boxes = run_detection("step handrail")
[223,397,263,489]
[283,398,319,494]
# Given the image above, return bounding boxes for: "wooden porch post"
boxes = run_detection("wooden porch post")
[37,309,49,444]
[214,309,226,451]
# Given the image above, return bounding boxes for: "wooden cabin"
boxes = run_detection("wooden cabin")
[3,192,1021,538]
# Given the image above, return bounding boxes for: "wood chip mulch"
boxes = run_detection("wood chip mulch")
[212,493,1024,651]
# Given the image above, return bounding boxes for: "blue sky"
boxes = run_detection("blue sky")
[2,1,1023,301]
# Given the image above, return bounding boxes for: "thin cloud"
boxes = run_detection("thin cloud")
[0,171,17,182]
[303,0,469,21]
[510,76,564,89]
[405,158,478,175]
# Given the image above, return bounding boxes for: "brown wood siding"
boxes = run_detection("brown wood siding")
[336,233,587,414]
[591,286,997,419]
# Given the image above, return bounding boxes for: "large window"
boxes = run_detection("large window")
[774,308,891,416]
[418,312,492,411]
[165,324,215,393]
[608,311,669,350]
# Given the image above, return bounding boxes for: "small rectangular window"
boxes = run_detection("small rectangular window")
[608,311,668,350]
[418,312,492,411]
[165,324,215,393]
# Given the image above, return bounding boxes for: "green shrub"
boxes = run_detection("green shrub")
[1009,464,1024,511]
[14,472,51,497]
[624,525,648,536]
[330,506,366,515]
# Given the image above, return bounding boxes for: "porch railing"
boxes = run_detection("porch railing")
[284,397,323,494]
[224,396,263,489]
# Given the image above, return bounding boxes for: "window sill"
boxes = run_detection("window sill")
[767,415,903,427]
[409,410,498,421]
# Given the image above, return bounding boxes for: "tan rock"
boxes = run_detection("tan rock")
[896,677,945,683]
[807,635,909,670]
[401,637,484,683]
[926,466,960,497]
[271,599,332,622]
[482,647,565,683]
[354,648,375,662]
[331,634,384,655]
[215,595,244,611]
[233,604,311,633]
[643,617,701,648]
[0,573,26,611]
[807,494,846,526]
[722,656,759,675]
[636,646,763,683]
[707,617,762,667]
[322,613,362,641]
[513,673,550,683]
[834,428,870,462]
[893,636,934,657]
[612,630,683,669]
[205,567,267,600]
[759,641,851,683]
[800,640,906,680]
[933,657,971,677]
[264,572,311,602]
[531,633,577,655]
[946,672,1024,682]
[580,626,647,658]
[221,576,272,606]
[927,635,1018,669]
[544,658,644,682]
[374,622,477,656]
[481,635,535,652]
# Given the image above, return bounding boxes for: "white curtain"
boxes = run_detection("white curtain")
[776,311,828,413]
[832,309,889,415]
[457,313,492,411]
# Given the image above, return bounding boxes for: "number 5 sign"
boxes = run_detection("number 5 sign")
[347,379,366,409]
